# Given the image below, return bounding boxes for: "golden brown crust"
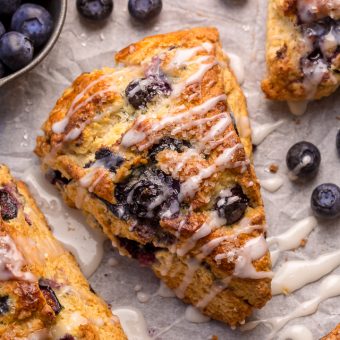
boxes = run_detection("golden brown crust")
[322,324,340,340]
[262,0,340,101]
[0,164,126,339]
[35,27,271,327]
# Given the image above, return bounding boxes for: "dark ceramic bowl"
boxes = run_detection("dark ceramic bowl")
[0,0,67,87]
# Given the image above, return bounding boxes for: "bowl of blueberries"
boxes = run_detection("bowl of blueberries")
[0,0,67,87]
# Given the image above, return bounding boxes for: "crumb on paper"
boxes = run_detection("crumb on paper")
[336,116,340,120]
[293,117,301,125]
[269,163,279,173]
[283,288,290,296]
[300,238,307,247]
[209,336,218,340]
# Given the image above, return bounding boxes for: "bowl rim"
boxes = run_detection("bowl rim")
[0,0,68,88]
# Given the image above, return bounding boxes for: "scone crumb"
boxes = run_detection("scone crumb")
[209,336,218,340]
[269,163,279,173]
[300,238,307,247]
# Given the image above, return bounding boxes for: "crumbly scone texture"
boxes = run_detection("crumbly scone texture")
[0,164,126,339]
[35,27,272,327]
[322,324,340,340]
[262,0,340,101]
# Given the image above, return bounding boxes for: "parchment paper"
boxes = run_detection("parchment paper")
[1,1,340,339]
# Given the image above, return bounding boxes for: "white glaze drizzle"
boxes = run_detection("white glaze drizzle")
[179,143,243,200]
[184,306,210,323]
[112,306,151,340]
[297,0,340,23]
[241,275,340,339]
[287,101,309,116]
[0,235,36,282]
[172,61,218,97]
[214,236,273,279]
[156,281,176,298]
[260,176,284,193]
[277,324,313,340]
[251,120,284,146]
[196,277,232,309]
[268,216,317,266]
[272,249,340,295]
[225,52,245,85]
[51,312,88,339]
[121,94,227,148]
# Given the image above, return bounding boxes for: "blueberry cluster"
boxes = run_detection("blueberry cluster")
[115,166,180,221]
[0,188,18,221]
[76,0,163,22]
[0,1,54,77]
[300,18,340,74]
[286,138,340,219]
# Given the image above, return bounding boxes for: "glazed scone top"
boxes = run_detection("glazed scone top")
[0,164,126,339]
[263,0,340,101]
[36,27,271,285]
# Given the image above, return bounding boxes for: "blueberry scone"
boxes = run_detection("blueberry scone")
[322,324,340,340]
[0,165,126,339]
[35,27,272,327]
[262,0,340,102]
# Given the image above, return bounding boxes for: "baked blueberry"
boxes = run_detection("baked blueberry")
[118,237,156,266]
[0,0,21,16]
[336,130,340,157]
[39,279,63,315]
[125,75,171,109]
[115,167,180,220]
[94,147,124,172]
[311,183,340,219]
[59,336,75,340]
[286,141,321,180]
[0,22,5,38]
[0,296,9,315]
[11,4,54,48]
[45,170,71,186]
[0,32,34,71]
[76,0,113,21]
[0,188,18,220]
[128,0,162,21]
[148,137,190,161]
[216,185,249,225]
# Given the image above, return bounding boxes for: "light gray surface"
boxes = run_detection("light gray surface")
[0,1,340,339]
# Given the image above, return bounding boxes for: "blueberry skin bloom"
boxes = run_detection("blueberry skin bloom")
[128,0,162,21]
[311,183,340,219]
[11,4,54,48]
[0,22,5,38]
[0,0,21,16]
[76,0,114,21]
[286,141,321,180]
[0,32,34,71]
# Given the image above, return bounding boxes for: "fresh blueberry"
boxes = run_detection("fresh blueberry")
[0,32,34,71]
[286,141,321,180]
[0,60,5,78]
[94,147,124,172]
[115,167,180,221]
[336,130,340,157]
[0,0,21,16]
[128,0,162,21]
[215,185,249,225]
[125,75,171,109]
[311,183,340,219]
[148,137,190,161]
[39,279,63,315]
[0,296,9,315]
[0,188,18,220]
[76,0,113,21]
[11,4,54,47]
[0,22,5,38]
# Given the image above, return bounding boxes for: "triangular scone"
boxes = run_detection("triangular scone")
[262,0,340,101]
[35,27,272,327]
[322,323,340,340]
[0,165,126,339]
